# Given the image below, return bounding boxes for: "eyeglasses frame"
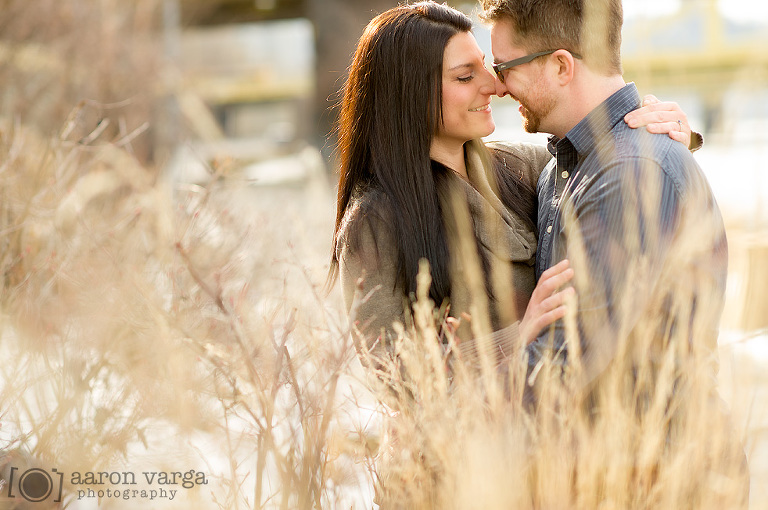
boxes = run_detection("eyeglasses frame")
[492,49,582,83]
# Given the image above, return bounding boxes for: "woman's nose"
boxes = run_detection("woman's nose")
[480,67,497,95]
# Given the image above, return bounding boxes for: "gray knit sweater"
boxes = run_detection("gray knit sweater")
[335,141,552,360]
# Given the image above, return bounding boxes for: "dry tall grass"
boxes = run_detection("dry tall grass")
[0,1,364,507]
[0,107,367,508]
[0,1,763,509]
[0,0,161,164]
[353,166,752,509]
[0,115,758,508]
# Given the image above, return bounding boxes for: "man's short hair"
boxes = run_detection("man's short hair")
[480,0,623,75]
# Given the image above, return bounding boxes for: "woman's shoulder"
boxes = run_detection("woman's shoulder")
[485,139,549,158]
[337,186,386,231]
[335,186,394,259]
[485,140,552,188]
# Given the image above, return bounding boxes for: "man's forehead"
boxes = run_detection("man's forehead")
[489,20,525,57]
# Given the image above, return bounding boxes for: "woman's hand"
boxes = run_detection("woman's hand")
[623,94,692,148]
[520,259,575,345]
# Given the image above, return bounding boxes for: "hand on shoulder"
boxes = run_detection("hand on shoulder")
[623,94,703,152]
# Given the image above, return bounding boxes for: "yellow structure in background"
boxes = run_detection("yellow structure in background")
[177,0,768,134]
[623,2,768,332]
[622,0,768,132]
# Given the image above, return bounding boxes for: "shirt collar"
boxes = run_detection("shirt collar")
[546,135,560,157]
[561,83,641,156]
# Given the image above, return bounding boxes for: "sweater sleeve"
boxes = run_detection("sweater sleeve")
[485,140,553,191]
[336,208,407,358]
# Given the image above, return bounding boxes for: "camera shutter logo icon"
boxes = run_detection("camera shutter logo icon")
[19,468,53,502]
[5,466,63,503]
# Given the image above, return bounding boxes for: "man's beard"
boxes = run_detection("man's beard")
[519,94,555,134]
[521,105,541,133]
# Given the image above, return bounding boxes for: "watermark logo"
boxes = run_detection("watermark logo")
[5,467,64,503]
[3,467,207,504]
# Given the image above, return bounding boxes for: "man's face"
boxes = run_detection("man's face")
[490,18,556,134]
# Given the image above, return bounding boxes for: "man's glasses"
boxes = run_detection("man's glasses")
[492,50,582,83]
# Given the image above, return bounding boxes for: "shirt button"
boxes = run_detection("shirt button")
[561,171,569,179]
[546,225,552,234]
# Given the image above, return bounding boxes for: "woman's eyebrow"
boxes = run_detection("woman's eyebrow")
[447,55,484,72]
[447,62,474,71]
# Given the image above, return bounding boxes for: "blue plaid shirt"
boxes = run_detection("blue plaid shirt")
[527,83,727,396]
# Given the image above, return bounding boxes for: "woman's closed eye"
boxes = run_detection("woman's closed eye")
[457,74,474,83]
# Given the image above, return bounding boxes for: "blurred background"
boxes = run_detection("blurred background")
[0,0,766,507]
[164,0,768,329]
[4,0,766,213]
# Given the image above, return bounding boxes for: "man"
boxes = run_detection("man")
[481,0,747,503]
[482,0,726,390]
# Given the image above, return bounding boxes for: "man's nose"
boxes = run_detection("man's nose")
[495,76,510,98]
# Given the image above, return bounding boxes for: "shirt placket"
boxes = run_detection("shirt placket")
[544,148,576,243]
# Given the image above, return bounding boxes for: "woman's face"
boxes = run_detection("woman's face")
[432,31,496,153]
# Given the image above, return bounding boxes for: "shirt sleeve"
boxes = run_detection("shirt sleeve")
[526,157,681,394]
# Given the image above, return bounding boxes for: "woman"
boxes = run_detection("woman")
[329,1,694,369]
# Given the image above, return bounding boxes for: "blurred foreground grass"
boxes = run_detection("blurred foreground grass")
[0,115,764,508]
[0,0,765,508]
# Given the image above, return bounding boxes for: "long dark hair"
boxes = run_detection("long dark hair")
[329,1,535,311]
